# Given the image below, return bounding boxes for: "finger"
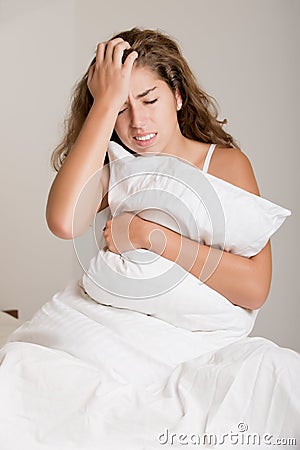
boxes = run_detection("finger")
[95,42,106,68]
[105,37,126,61]
[123,50,139,71]
[112,41,131,66]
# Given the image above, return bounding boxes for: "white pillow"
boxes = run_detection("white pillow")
[80,209,259,336]
[106,141,291,258]
[80,141,291,334]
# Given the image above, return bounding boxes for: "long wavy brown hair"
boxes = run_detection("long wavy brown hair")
[51,27,240,171]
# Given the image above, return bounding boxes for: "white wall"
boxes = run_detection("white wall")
[0,0,76,319]
[1,0,299,351]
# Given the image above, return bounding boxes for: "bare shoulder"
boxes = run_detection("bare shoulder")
[209,146,261,196]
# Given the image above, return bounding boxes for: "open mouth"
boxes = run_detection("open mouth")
[133,133,157,146]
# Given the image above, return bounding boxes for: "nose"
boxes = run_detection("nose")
[129,103,147,129]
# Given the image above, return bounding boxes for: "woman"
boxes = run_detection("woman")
[46,27,271,311]
[1,27,298,450]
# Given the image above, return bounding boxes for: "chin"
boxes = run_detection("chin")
[136,148,161,156]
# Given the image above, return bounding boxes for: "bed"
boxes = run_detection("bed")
[1,279,299,449]
[0,310,23,347]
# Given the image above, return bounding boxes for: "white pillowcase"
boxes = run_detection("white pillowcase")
[80,141,291,334]
[106,141,291,257]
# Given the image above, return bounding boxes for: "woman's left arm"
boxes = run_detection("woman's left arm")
[104,151,272,310]
[142,220,272,310]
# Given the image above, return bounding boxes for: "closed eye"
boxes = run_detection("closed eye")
[118,98,158,116]
[118,107,127,116]
[144,99,158,105]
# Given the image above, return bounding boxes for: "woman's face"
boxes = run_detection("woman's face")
[114,65,183,155]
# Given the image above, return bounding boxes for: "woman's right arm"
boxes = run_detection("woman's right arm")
[46,38,138,239]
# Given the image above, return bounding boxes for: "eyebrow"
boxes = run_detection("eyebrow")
[122,86,157,107]
[136,86,157,99]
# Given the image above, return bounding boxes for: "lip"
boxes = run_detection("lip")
[132,132,157,147]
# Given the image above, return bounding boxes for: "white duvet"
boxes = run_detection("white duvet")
[0,277,299,450]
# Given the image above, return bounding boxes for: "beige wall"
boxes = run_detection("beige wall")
[0,0,76,319]
[1,0,299,351]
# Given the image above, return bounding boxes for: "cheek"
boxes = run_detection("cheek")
[160,97,177,118]
[114,118,127,137]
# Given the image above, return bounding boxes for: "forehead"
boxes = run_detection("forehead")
[130,66,166,93]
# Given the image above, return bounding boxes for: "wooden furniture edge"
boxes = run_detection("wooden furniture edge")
[2,310,19,319]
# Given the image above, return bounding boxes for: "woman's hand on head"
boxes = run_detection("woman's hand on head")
[103,212,149,254]
[87,38,138,110]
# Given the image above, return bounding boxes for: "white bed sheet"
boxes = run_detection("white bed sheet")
[0,311,23,348]
[0,279,299,450]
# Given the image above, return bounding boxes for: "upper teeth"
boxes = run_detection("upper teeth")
[135,133,155,141]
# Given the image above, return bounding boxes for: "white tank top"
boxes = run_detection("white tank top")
[202,143,217,173]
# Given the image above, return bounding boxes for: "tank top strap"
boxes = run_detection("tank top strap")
[202,143,217,173]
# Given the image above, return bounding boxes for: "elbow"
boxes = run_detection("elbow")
[46,219,74,240]
[47,219,91,240]
[246,240,272,310]
[46,218,91,240]
[252,271,272,310]
[232,282,270,311]
[253,288,270,310]
[46,205,91,240]
[248,298,266,311]
[242,259,272,310]
[247,284,271,311]
[45,201,71,239]
[46,213,83,240]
